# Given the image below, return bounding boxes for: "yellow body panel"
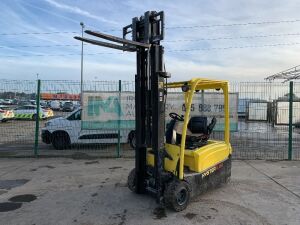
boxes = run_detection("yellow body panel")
[147,141,232,174]
[147,144,181,175]
[183,141,231,172]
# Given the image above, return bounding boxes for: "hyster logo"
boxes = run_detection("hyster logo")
[202,166,216,178]
[201,163,224,178]
[87,96,123,117]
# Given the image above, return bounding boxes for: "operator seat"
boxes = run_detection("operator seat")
[185,116,216,148]
[168,116,217,149]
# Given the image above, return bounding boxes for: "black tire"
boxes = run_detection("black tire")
[52,132,70,150]
[224,157,232,183]
[164,180,190,212]
[128,131,136,149]
[127,168,136,192]
[32,114,37,121]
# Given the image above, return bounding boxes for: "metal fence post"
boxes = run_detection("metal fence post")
[117,80,121,157]
[288,81,293,160]
[34,79,41,157]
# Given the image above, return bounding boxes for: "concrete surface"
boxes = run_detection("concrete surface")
[0,158,299,225]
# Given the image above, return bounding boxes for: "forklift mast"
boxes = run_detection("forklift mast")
[126,11,168,197]
[74,11,169,200]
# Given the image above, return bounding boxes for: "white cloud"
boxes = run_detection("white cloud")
[44,0,117,24]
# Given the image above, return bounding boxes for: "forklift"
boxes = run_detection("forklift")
[74,11,232,211]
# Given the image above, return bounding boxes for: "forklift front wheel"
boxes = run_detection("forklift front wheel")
[164,180,190,212]
[127,168,136,192]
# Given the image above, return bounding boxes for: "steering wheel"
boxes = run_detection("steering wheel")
[169,112,184,121]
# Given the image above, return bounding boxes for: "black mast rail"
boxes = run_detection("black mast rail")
[74,11,168,203]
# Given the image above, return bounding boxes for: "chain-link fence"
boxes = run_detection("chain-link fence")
[0,79,299,159]
[229,82,300,159]
[292,82,300,160]
[0,80,38,156]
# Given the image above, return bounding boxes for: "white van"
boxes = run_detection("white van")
[41,108,135,149]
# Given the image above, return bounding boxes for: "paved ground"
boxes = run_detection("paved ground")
[0,159,299,225]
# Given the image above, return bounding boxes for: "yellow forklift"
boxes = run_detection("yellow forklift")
[75,11,232,211]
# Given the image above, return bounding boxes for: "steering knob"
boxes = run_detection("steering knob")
[169,112,184,121]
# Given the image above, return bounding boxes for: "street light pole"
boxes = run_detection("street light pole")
[80,22,85,106]
[94,76,98,92]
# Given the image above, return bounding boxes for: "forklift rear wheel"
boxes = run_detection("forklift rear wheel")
[224,157,232,183]
[164,180,190,212]
[127,168,136,192]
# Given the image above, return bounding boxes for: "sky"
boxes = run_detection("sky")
[1,0,300,82]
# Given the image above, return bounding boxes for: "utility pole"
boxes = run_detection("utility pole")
[80,22,85,105]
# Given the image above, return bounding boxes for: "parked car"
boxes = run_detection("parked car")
[14,105,47,120]
[62,101,74,112]
[2,99,13,105]
[50,101,61,111]
[41,106,54,118]
[0,105,14,122]
[40,100,48,107]
[41,108,135,150]
[18,100,32,106]
[74,102,81,110]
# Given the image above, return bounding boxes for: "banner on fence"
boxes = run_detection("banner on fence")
[81,92,238,131]
[41,93,80,101]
